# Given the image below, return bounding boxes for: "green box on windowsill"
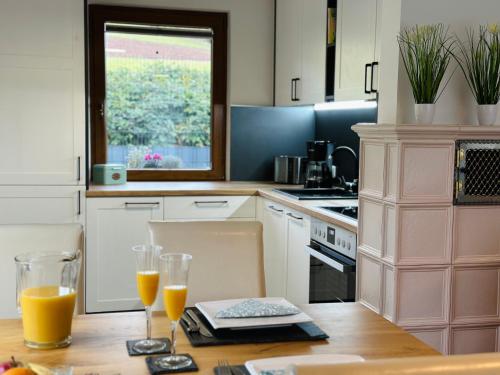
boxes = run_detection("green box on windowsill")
[93,164,127,185]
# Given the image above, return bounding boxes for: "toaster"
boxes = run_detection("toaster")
[274,156,307,184]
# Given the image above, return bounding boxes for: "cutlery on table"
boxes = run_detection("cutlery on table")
[217,360,232,375]
[186,309,214,338]
[181,313,199,333]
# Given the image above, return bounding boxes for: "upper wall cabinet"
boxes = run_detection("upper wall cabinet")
[275,0,327,106]
[0,0,85,185]
[334,0,381,101]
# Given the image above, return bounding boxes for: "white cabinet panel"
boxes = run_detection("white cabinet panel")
[0,0,85,185]
[299,0,327,104]
[275,0,302,106]
[164,196,255,220]
[86,197,164,313]
[0,186,84,224]
[451,325,498,354]
[285,209,310,305]
[396,267,450,326]
[275,0,326,106]
[358,252,382,313]
[0,0,75,58]
[407,326,449,354]
[262,200,287,297]
[335,0,379,101]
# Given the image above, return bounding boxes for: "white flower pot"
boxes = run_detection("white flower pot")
[414,104,435,125]
[477,104,498,126]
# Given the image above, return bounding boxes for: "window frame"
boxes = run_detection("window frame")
[88,5,228,181]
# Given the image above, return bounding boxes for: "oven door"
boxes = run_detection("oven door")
[305,244,356,303]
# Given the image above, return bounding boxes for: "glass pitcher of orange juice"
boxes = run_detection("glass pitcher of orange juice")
[15,250,81,349]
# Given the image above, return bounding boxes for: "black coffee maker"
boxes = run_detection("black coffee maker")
[304,140,335,188]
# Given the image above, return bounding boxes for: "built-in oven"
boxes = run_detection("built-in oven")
[306,215,357,303]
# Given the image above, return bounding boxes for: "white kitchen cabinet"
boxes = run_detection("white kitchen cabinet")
[163,196,255,220]
[334,0,381,101]
[0,186,84,224]
[0,0,85,185]
[86,197,164,313]
[285,208,310,305]
[262,200,287,297]
[275,0,326,106]
[86,195,257,312]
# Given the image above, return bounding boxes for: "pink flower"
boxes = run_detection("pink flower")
[153,153,163,160]
[144,154,152,161]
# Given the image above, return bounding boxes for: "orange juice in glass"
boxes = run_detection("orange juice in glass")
[163,285,187,321]
[15,251,81,349]
[131,245,166,354]
[157,253,192,371]
[137,270,160,306]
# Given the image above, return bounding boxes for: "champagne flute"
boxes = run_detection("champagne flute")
[156,253,192,370]
[132,244,166,354]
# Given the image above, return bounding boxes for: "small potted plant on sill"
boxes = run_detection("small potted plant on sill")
[454,25,500,126]
[143,152,163,168]
[397,24,455,124]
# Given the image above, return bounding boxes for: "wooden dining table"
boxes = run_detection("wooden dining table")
[0,303,439,374]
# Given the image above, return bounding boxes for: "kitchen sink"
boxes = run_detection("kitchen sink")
[273,188,358,200]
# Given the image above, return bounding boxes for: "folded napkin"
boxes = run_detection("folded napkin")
[215,299,300,319]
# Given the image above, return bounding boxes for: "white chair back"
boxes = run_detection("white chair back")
[0,224,84,318]
[149,221,265,306]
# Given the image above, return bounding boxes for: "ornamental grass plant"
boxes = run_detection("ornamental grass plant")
[397,24,455,104]
[454,25,500,105]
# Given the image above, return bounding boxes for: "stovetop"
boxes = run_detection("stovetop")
[273,188,358,200]
[320,206,358,220]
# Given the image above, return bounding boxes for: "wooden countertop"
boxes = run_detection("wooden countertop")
[0,303,438,375]
[86,181,291,197]
[87,181,358,231]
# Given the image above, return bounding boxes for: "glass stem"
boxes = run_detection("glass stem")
[145,305,152,341]
[170,321,177,356]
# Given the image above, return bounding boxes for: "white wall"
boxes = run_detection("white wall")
[397,0,500,125]
[376,0,402,124]
[88,0,275,106]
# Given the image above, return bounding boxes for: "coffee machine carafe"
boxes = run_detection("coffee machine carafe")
[304,140,335,188]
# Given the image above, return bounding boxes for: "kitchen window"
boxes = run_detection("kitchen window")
[89,6,228,181]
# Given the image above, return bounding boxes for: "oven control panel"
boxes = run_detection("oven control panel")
[311,218,357,260]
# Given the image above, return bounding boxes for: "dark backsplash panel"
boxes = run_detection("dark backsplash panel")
[314,106,377,155]
[230,106,315,181]
[230,105,377,181]
[315,106,377,181]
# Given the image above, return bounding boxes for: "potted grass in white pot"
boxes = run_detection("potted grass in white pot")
[397,24,455,124]
[454,25,500,126]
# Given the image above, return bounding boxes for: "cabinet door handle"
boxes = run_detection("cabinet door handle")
[290,78,295,101]
[370,61,379,93]
[287,212,303,220]
[292,78,300,101]
[124,202,160,208]
[194,200,229,206]
[76,156,81,182]
[364,63,372,94]
[77,190,81,216]
[268,205,284,213]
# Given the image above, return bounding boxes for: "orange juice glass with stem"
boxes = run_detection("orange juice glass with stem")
[15,251,81,349]
[157,253,192,371]
[132,244,166,354]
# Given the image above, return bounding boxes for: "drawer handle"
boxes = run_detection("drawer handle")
[287,212,303,220]
[268,205,284,213]
[125,202,160,208]
[194,200,229,206]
